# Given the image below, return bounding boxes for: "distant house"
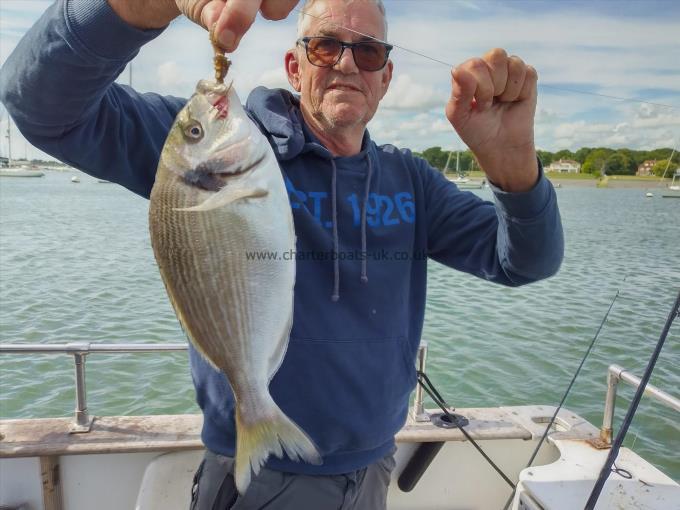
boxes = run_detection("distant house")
[637,160,656,176]
[547,159,581,173]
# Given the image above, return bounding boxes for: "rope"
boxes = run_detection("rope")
[416,371,516,489]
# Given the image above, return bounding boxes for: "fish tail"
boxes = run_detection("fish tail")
[234,395,322,494]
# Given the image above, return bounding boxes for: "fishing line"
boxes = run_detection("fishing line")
[501,286,622,510]
[584,289,680,510]
[416,371,516,489]
[294,8,678,110]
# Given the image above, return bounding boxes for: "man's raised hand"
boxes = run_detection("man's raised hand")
[108,0,299,52]
[446,48,539,192]
[177,0,299,51]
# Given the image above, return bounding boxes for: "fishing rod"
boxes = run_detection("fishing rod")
[294,7,679,111]
[500,287,622,510]
[584,289,680,509]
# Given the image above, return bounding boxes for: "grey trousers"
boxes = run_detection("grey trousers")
[189,449,397,510]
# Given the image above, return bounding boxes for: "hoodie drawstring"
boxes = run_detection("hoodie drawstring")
[330,153,374,301]
[360,154,373,284]
[331,159,340,302]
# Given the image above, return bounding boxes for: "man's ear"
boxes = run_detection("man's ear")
[285,48,302,92]
[379,59,393,99]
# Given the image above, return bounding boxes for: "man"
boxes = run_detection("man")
[0,0,563,508]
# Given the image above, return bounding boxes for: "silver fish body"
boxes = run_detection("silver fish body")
[149,79,320,493]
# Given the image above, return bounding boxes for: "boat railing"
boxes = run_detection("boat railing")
[0,342,431,432]
[4,345,678,442]
[598,364,680,445]
[0,342,187,432]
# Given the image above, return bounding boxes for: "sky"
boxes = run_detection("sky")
[0,0,679,161]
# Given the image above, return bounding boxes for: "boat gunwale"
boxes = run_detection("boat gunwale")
[0,406,597,458]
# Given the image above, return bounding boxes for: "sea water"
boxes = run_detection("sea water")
[0,171,678,479]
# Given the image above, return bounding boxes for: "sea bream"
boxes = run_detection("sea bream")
[148,79,321,493]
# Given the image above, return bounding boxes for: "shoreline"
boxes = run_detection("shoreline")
[547,178,668,189]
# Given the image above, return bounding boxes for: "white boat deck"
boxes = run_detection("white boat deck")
[3,405,677,509]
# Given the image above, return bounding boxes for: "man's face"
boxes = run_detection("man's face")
[286,0,393,133]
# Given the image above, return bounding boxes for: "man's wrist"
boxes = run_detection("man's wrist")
[478,148,539,193]
[107,0,180,30]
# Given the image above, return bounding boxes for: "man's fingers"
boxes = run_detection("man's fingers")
[458,58,494,111]
[498,55,527,102]
[199,1,225,31]
[446,66,475,124]
[214,0,262,51]
[518,65,538,102]
[483,48,508,97]
[260,0,299,20]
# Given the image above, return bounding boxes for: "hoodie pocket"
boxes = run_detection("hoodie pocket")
[269,334,417,455]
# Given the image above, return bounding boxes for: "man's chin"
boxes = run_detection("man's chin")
[324,105,367,128]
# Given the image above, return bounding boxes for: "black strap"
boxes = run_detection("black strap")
[416,371,516,489]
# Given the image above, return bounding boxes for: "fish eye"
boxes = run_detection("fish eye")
[184,122,204,141]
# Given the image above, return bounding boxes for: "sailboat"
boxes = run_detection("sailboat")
[661,170,680,198]
[650,148,679,198]
[0,120,44,177]
[447,150,483,189]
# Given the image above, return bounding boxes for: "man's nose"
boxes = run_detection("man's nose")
[334,47,359,73]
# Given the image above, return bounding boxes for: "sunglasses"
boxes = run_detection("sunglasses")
[297,36,393,72]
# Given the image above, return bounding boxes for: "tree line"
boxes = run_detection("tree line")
[415,147,678,177]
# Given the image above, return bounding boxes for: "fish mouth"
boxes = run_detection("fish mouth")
[183,152,267,192]
[197,79,232,97]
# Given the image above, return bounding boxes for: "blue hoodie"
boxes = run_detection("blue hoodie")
[0,0,563,475]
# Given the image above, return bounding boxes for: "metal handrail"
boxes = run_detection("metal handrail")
[0,342,431,431]
[599,364,680,444]
[0,342,188,432]
[0,342,188,353]
[412,342,429,422]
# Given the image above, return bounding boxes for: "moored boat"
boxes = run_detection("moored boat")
[0,166,45,177]
[661,171,680,198]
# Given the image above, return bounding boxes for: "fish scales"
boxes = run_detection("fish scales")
[149,79,321,494]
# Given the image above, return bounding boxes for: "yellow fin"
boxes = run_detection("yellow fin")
[234,395,322,494]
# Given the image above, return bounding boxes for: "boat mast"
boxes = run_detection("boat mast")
[456,151,460,175]
[5,118,11,167]
[443,151,452,174]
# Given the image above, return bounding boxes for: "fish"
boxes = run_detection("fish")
[148,79,321,493]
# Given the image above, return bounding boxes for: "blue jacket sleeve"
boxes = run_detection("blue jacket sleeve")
[0,0,185,198]
[420,158,564,286]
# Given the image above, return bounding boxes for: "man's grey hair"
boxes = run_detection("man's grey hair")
[296,0,388,40]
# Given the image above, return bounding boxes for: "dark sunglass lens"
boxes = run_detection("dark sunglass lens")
[354,42,387,71]
[307,38,341,66]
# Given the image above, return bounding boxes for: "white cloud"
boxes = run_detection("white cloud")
[157,61,190,91]
[257,67,292,91]
[1,1,679,159]
[381,73,444,111]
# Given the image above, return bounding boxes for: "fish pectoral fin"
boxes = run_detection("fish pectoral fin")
[174,187,268,212]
